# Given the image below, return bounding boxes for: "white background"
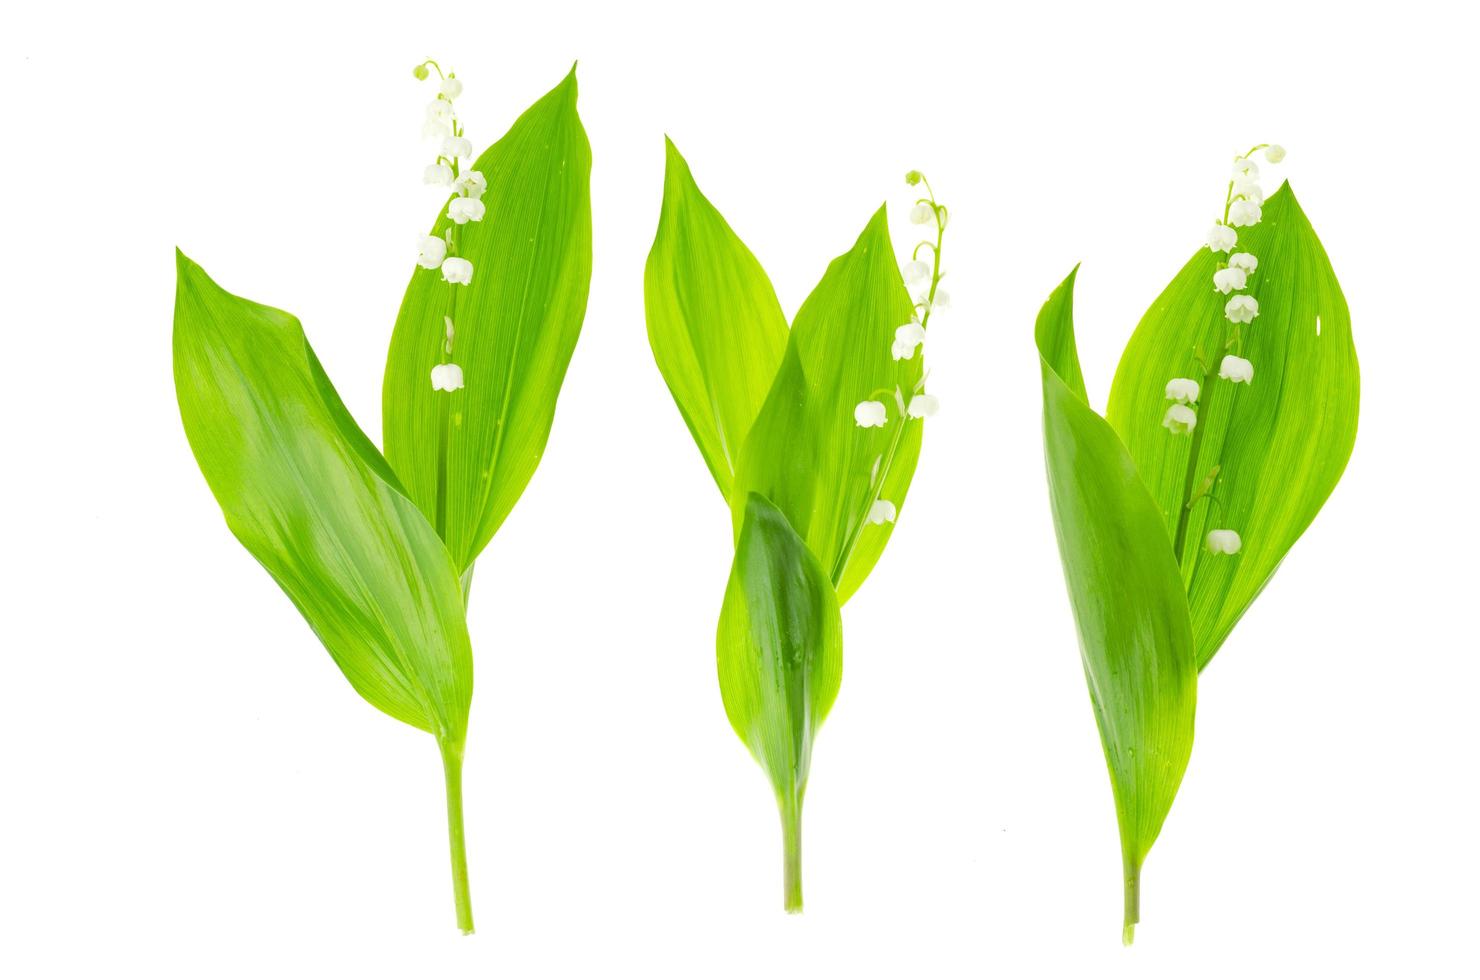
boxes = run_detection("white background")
[3,1,1476,976]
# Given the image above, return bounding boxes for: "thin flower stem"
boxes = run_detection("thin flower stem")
[830,193,946,587]
[439,738,474,934]
[1171,361,1219,565]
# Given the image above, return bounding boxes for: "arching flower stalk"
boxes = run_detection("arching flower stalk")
[1167,144,1285,561]
[845,171,949,555]
[412,58,488,395]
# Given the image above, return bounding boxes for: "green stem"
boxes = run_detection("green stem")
[781,792,803,913]
[1171,361,1220,565]
[439,739,475,934]
[1122,854,1141,946]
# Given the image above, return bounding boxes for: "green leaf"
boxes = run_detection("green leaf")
[1105,185,1360,668]
[173,250,473,744]
[717,493,843,911]
[1035,268,1198,943]
[645,138,790,499]
[383,65,593,572]
[732,206,921,604]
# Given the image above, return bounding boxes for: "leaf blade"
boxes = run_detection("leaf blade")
[383,66,593,572]
[645,138,790,500]
[1105,185,1360,668]
[717,493,843,806]
[174,251,473,742]
[1035,268,1197,934]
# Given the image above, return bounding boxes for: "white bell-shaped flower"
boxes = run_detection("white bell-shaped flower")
[1212,267,1247,294]
[1205,528,1242,555]
[1232,157,1259,180]
[1206,223,1238,253]
[426,100,454,123]
[416,234,447,270]
[1164,378,1200,404]
[909,203,934,225]
[1228,252,1258,273]
[892,322,926,360]
[854,400,888,428]
[441,256,474,284]
[1162,403,1197,435]
[1228,199,1262,227]
[931,289,951,310]
[448,197,486,224]
[423,163,453,186]
[867,499,897,525]
[1219,354,1254,384]
[442,136,473,161]
[903,260,931,284]
[1236,183,1265,206]
[1264,144,1286,163]
[907,394,939,418]
[440,77,463,100]
[423,118,453,142]
[430,362,465,392]
[1225,294,1259,323]
[452,171,487,199]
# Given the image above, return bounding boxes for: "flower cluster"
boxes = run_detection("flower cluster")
[848,171,949,528]
[1166,144,1285,557]
[412,59,489,393]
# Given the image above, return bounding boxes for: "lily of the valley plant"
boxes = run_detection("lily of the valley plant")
[172,62,592,932]
[1034,145,1359,943]
[646,144,948,910]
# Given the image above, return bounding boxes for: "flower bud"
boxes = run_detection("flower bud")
[416,235,447,270]
[1206,223,1238,253]
[1212,267,1247,294]
[909,203,934,225]
[854,400,888,428]
[1206,529,1242,555]
[1224,294,1259,324]
[448,197,486,224]
[1162,404,1197,435]
[1164,378,1200,404]
[440,77,463,100]
[452,171,487,199]
[441,257,474,284]
[907,394,939,419]
[430,362,465,392]
[1219,355,1254,384]
[1264,144,1285,163]
[902,259,931,284]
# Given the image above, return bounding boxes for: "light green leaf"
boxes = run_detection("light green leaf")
[717,493,843,911]
[173,251,473,744]
[1035,267,1197,944]
[383,65,593,573]
[1105,185,1360,668]
[733,206,921,604]
[645,138,789,499]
